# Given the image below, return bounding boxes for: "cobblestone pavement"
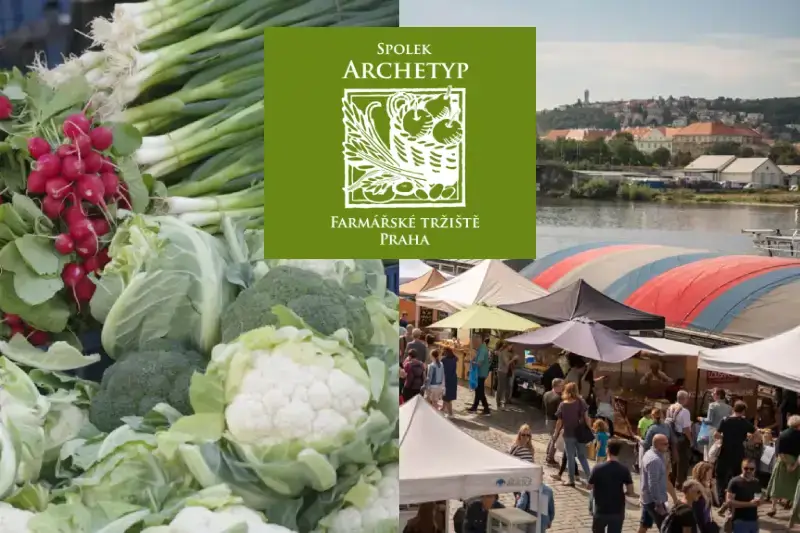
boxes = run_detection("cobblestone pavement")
[440,384,793,532]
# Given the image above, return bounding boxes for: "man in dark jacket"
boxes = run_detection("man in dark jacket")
[462,495,504,533]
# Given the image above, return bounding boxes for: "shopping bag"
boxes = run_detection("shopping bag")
[696,421,714,445]
[468,363,478,390]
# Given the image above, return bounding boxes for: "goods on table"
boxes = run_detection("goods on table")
[0,0,401,530]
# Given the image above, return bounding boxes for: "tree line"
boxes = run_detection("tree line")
[537,133,800,168]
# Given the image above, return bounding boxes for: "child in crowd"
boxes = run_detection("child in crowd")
[593,419,610,463]
[637,407,654,438]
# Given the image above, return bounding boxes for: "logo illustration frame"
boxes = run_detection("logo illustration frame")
[342,87,466,209]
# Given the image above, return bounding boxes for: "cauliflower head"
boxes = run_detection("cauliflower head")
[0,502,34,533]
[316,465,398,533]
[143,505,297,533]
[209,325,373,449]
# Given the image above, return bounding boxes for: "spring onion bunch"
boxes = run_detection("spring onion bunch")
[33,0,399,233]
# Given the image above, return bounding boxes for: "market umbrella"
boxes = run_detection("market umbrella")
[427,304,540,331]
[505,317,661,363]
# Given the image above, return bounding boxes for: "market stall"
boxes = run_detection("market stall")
[699,325,800,393]
[400,396,546,532]
[400,267,452,327]
[428,305,539,389]
[500,279,666,330]
[416,259,548,314]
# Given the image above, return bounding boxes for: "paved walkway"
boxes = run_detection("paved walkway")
[441,384,793,532]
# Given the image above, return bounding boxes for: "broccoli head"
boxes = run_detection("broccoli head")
[220,265,374,349]
[88,341,206,432]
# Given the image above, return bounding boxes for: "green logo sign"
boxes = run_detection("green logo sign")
[264,27,537,259]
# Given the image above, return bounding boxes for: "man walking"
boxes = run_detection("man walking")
[543,378,564,466]
[588,439,634,533]
[725,458,762,533]
[406,328,427,360]
[716,401,755,504]
[496,342,516,410]
[666,390,693,485]
[638,434,670,533]
[467,336,491,415]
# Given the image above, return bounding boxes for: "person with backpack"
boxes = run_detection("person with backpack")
[666,390,693,486]
[660,480,701,533]
[467,336,491,415]
[402,349,426,402]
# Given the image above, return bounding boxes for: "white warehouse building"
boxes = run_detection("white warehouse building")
[718,157,783,188]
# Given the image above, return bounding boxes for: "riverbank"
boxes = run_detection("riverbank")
[544,184,800,206]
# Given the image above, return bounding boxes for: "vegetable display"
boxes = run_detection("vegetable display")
[36,0,399,234]
[0,0,400,530]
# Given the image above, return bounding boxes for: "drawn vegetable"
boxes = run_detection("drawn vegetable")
[432,118,463,147]
[425,87,452,120]
[401,108,433,140]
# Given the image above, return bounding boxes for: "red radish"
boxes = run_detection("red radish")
[63,203,87,226]
[56,144,76,158]
[4,314,21,326]
[83,151,103,173]
[45,177,71,199]
[76,175,105,205]
[61,263,85,288]
[99,157,115,173]
[89,126,113,151]
[0,96,12,119]
[97,248,110,267]
[72,134,92,157]
[36,153,61,178]
[54,233,75,254]
[63,113,91,139]
[83,255,100,273]
[61,155,84,180]
[42,195,65,219]
[28,137,51,159]
[9,324,24,336]
[69,218,94,241]
[28,330,50,346]
[100,172,119,196]
[73,276,96,301]
[76,234,99,258]
[90,218,110,236]
[26,170,48,194]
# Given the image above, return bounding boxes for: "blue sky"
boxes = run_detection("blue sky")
[401,0,800,109]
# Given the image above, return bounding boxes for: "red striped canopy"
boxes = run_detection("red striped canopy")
[521,243,800,340]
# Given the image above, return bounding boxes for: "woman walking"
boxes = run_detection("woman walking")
[441,347,458,417]
[766,414,800,521]
[553,382,592,486]
[509,424,535,499]
[402,349,426,402]
[425,349,445,408]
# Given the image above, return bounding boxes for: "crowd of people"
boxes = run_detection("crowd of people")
[399,322,800,533]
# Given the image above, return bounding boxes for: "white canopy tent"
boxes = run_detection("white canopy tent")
[400,395,542,504]
[699,325,800,393]
[415,260,548,314]
[632,337,703,357]
[400,260,452,284]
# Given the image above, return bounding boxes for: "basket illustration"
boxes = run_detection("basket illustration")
[342,87,465,206]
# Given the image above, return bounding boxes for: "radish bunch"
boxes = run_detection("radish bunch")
[3,312,50,346]
[25,112,130,305]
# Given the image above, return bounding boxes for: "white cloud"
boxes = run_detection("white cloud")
[537,35,800,109]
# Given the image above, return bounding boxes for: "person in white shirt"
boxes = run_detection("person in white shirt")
[666,390,693,486]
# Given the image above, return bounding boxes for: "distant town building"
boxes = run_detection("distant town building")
[541,128,611,142]
[635,127,682,154]
[671,122,762,156]
[719,157,783,188]
[779,165,800,187]
[683,155,737,181]
[584,89,589,104]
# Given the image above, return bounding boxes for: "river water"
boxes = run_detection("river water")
[535,199,800,257]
